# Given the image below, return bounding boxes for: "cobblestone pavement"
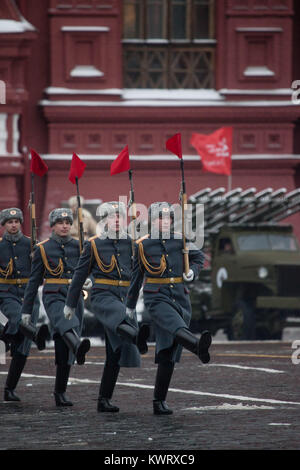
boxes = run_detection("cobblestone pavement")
[0,338,299,451]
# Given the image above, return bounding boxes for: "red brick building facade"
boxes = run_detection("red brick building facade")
[0,0,300,239]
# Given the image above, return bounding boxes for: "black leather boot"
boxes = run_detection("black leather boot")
[153,361,174,415]
[97,341,120,412]
[4,352,27,402]
[97,397,119,412]
[175,328,212,364]
[116,322,137,342]
[62,329,90,365]
[18,322,49,351]
[117,322,150,354]
[153,400,173,415]
[54,364,73,406]
[54,336,73,406]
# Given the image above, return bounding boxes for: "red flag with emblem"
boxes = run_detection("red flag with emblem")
[68,153,86,184]
[30,149,48,177]
[190,127,233,176]
[110,145,130,175]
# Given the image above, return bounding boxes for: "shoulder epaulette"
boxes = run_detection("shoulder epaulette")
[36,238,49,246]
[135,234,149,244]
[88,235,98,242]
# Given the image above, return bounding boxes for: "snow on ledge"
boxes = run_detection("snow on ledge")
[0,17,35,34]
[45,87,123,96]
[70,65,104,78]
[122,89,223,101]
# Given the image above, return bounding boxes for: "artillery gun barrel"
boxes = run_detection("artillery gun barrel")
[205,188,266,229]
[192,186,300,236]
[238,188,288,224]
[226,188,256,209]
[272,205,300,222]
[188,188,211,204]
[230,188,275,223]
[264,195,300,222]
[202,188,243,221]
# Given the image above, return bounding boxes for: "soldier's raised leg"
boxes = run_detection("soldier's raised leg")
[61,329,90,366]
[175,328,212,364]
[116,320,150,355]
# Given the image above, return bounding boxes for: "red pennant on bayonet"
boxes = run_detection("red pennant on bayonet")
[30,149,48,177]
[110,145,130,175]
[166,133,182,159]
[68,153,86,184]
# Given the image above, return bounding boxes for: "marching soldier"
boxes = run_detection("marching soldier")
[21,208,90,407]
[0,208,48,402]
[64,201,149,412]
[126,202,212,415]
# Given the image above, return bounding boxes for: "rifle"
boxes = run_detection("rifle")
[75,176,84,254]
[128,169,137,258]
[30,173,37,253]
[180,158,190,275]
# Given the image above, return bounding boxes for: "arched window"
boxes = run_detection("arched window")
[123,0,215,89]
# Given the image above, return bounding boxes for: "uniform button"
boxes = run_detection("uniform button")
[170,285,174,288]
[67,270,71,274]
[162,240,166,244]
[13,243,16,246]
[65,257,68,260]
[14,256,18,260]
[169,268,172,272]
[166,254,168,257]
[173,299,176,302]
[61,245,64,248]
[117,253,120,256]
[17,271,20,274]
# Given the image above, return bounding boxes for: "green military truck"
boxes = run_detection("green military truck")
[188,187,300,340]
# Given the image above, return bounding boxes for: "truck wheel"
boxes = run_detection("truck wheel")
[229,300,256,340]
[255,309,284,340]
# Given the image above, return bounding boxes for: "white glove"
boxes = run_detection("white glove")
[83,277,93,291]
[125,307,135,320]
[183,269,194,283]
[64,305,75,320]
[22,314,31,325]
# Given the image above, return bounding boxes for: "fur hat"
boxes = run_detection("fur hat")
[49,208,73,227]
[0,208,23,226]
[97,201,126,221]
[148,202,174,222]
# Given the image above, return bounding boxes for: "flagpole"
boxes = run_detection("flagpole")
[30,172,37,253]
[128,169,137,257]
[180,158,190,276]
[228,174,232,192]
[75,176,84,254]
